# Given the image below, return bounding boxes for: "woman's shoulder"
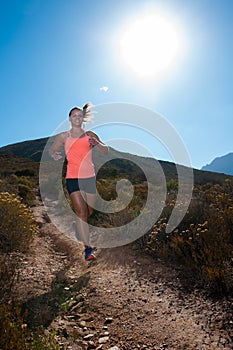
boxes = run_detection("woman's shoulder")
[56,131,70,142]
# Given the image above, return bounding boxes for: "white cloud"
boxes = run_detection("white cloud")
[100,86,109,92]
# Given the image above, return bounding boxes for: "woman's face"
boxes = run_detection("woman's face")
[69,109,83,126]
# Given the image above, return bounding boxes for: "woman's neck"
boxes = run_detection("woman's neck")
[70,126,85,137]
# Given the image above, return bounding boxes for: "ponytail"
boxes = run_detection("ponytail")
[82,102,93,122]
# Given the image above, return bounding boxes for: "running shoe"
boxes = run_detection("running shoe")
[84,246,96,261]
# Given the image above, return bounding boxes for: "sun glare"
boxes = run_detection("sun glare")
[120,13,182,77]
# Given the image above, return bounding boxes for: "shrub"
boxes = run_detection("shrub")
[0,192,39,252]
[18,184,36,206]
[16,176,34,189]
[145,179,233,293]
[93,179,149,227]
[0,303,59,350]
[0,254,18,302]
[167,179,178,192]
[0,178,18,195]
[15,168,36,177]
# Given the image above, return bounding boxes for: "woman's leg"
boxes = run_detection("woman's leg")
[69,190,90,246]
[85,193,96,218]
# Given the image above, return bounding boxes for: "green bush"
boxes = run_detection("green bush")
[0,192,39,252]
[167,179,178,192]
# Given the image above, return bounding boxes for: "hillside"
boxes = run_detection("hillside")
[202,152,233,176]
[0,137,50,162]
[1,139,233,349]
[0,137,232,185]
[11,197,233,349]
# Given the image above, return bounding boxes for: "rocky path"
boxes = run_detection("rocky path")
[13,200,233,350]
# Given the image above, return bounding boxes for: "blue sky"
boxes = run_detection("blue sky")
[0,0,233,169]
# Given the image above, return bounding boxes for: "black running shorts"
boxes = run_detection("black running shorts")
[66,177,96,195]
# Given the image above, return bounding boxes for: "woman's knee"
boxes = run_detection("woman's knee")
[74,207,87,219]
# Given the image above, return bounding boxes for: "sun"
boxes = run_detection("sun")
[120,14,182,77]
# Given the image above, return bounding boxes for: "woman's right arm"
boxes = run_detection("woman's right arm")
[49,132,66,160]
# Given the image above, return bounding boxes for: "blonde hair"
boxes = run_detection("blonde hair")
[69,103,93,123]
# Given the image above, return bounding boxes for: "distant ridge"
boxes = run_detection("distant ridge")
[0,137,51,162]
[0,137,232,185]
[202,153,233,176]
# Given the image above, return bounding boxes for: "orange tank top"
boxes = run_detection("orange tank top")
[64,131,95,179]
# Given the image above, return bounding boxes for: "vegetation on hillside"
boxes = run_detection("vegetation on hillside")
[0,154,38,206]
[142,179,233,294]
[94,172,233,294]
[0,146,233,348]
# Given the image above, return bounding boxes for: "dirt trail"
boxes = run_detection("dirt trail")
[14,200,233,350]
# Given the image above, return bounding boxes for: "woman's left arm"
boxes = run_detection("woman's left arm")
[88,131,109,155]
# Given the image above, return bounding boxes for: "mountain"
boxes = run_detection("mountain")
[0,137,52,162]
[0,137,232,185]
[202,153,233,176]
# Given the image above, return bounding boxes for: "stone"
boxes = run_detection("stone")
[83,334,95,340]
[100,331,109,336]
[79,320,86,328]
[104,317,113,324]
[98,336,110,344]
[80,315,94,322]
[87,341,95,349]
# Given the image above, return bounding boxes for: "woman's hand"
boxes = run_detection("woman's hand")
[88,136,99,147]
[87,131,109,154]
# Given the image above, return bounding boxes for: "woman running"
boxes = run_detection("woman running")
[49,103,109,260]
